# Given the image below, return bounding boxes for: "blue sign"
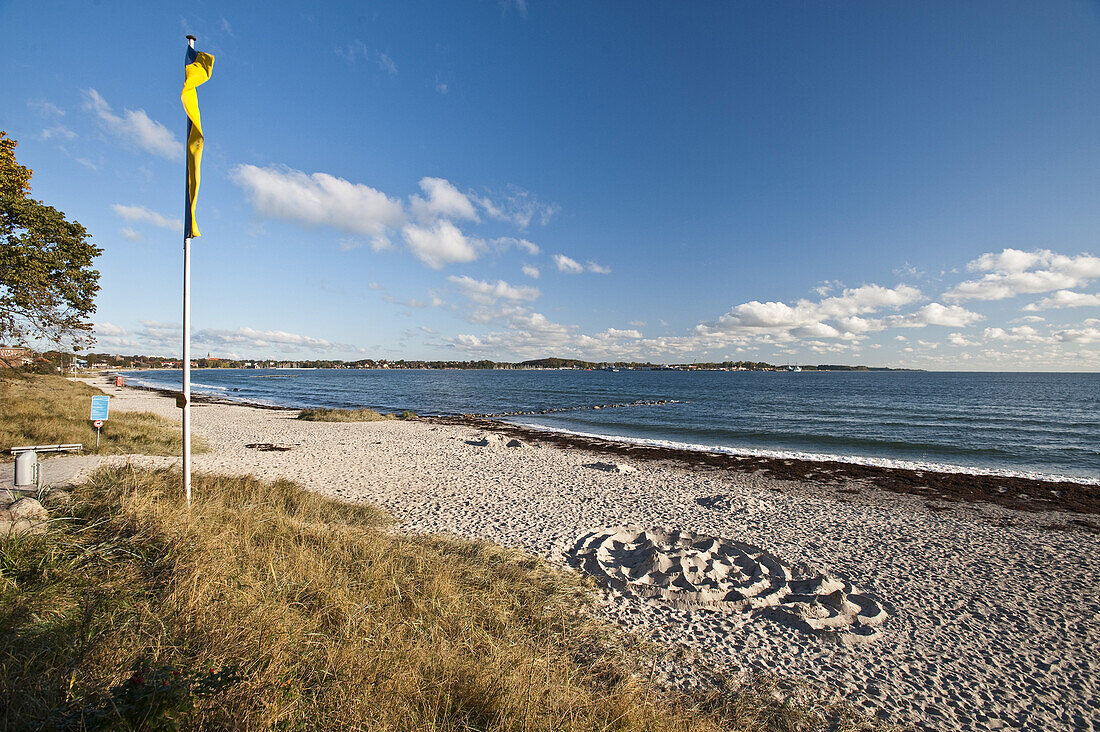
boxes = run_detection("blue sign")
[90,395,110,421]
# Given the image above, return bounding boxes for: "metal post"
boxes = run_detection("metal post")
[182,34,195,508]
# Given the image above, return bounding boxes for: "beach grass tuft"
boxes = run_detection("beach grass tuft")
[0,374,202,459]
[297,406,417,422]
[0,465,897,730]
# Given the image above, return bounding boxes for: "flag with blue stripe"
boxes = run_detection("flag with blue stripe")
[182,43,214,239]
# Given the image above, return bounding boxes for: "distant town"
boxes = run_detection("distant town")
[1,347,919,373]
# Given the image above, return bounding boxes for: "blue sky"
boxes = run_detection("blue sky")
[2,0,1099,369]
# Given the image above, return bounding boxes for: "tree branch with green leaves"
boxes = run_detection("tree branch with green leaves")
[1,131,102,351]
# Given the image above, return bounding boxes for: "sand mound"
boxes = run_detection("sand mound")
[568,526,887,638]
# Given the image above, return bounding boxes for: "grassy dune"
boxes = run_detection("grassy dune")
[0,374,200,459]
[0,466,890,731]
[298,406,418,422]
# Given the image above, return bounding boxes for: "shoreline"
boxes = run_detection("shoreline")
[117,375,1099,514]
[431,416,1100,517]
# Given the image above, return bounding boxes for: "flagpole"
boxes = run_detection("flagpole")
[182,34,195,507]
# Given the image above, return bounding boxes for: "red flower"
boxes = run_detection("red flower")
[130,675,145,686]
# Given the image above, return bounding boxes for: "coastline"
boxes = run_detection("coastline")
[74,374,1100,731]
[431,416,1100,517]
[120,374,1099,515]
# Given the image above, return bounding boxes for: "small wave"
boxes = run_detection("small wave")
[507,421,1100,485]
[190,382,229,391]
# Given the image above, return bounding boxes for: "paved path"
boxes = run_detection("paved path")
[1,454,103,500]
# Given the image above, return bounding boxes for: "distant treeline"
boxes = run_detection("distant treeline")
[57,351,919,372]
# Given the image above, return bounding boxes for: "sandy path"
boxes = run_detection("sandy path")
[82,377,1100,731]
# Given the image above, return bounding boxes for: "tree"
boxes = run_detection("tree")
[1,131,102,351]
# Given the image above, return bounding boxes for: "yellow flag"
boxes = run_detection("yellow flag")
[182,44,214,239]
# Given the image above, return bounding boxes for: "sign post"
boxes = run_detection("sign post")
[90,396,109,449]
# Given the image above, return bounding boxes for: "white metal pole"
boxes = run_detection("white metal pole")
[182,35,194,507]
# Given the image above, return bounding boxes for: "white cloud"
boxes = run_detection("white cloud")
[112,204,182,232]
[197,326,359,352]
[554,254,585,273]
[94,320,362,356]
[232,164,405,240]
[40,125,76,141]
[94,322,128,337]
[945,249,1100,301]
[706,284,922,336]
[376,52,397,75]
[82,88,181,159]
[401,220,482,269]
[119,228,142,242]
[1053,326,1100,344]
[28,99,64,117]
[233,163,556,269]
[948,332,978,347]
[448,275,539,305]
[493,237,540,255]
[586,260,611,274]
[885,303,984,328]
[1022,290,1100,311]
[522,265,540,279]
[337,40,397,75]
[969,249,1047,273]
[983,326,1046,343]
[409,177,478,223]
[475,188,559,229]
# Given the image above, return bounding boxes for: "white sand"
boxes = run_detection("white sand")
[82,377,1100,731]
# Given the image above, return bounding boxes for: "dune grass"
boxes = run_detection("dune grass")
[298,406,418,422]
[0,374,201,459]
[0,466,892,731]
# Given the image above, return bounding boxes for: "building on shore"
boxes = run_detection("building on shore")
[0,346,33,367]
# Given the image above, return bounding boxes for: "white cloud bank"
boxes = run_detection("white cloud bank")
[402,220,483,269]
[448,276,539,305]
[93,321,360,357]
[554,254,610,274]
[409,177,479,223]
[112,204,182,232]
[231,165,405,248]
[945,249,1100,302]
[474,188,560,229]
[232,165,563,270]
[1023,290,1100,311]
[83,89,181,159]
[444,248,1100,364]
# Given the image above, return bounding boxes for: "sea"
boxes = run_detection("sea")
[121,368,1100,484]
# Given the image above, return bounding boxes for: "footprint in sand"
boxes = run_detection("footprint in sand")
[567,526,888,641]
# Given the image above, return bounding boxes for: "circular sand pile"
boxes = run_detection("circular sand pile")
[568,526,888,640]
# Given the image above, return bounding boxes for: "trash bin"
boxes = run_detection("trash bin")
[14,451,38,487]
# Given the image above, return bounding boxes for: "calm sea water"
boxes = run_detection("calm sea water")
[122,369,1100,482]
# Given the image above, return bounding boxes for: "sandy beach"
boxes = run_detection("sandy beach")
[62,376,1100,731]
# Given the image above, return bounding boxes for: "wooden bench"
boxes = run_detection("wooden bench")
[9,444,83,456]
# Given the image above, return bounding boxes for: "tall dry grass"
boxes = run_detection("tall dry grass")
[0,374,199,459]
[0,466,892,731]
